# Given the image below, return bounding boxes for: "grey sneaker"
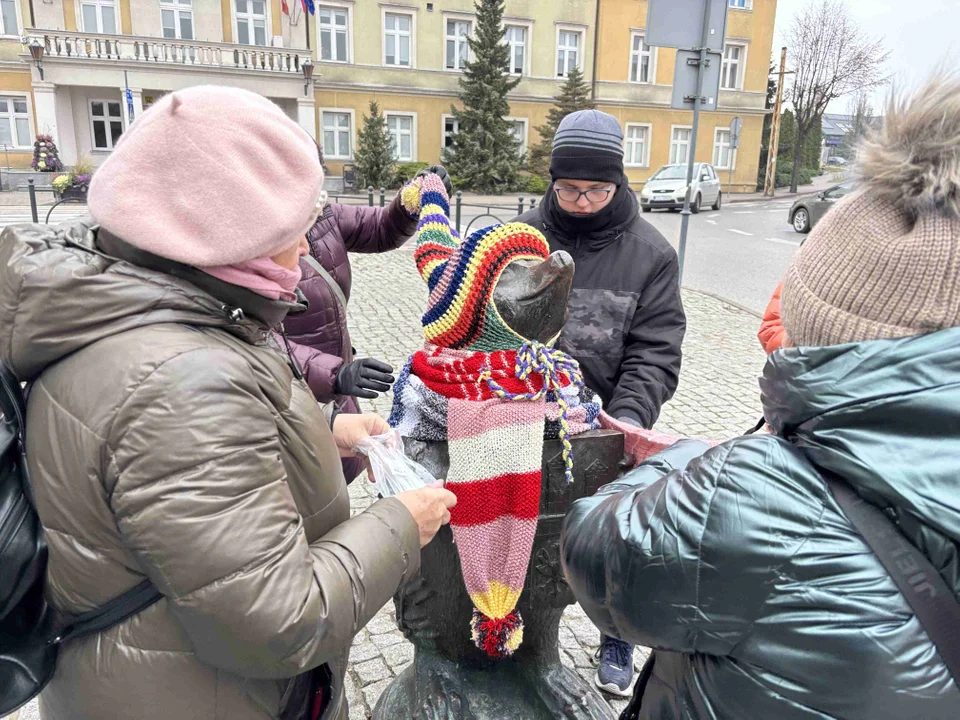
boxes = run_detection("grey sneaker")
[593,635,635,697]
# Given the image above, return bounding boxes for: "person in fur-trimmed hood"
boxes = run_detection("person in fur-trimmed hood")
[561,73,960,719]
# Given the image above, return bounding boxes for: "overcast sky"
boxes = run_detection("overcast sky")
[771,0,958,114]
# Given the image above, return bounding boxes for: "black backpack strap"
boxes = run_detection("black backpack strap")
[49,579,163,646]
[823,473,960,688]
[0,361,26,441]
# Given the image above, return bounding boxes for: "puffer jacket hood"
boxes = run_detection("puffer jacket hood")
[562,328,960,719]
[0,220,421,720]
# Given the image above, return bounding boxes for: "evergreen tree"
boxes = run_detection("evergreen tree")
[444,0,522,193]
[354,101,395,190]
[527,66,595,178]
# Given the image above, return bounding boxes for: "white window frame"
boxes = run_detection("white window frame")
[624,122,652,168]
[506,117,528,157]
[503,20,532,77]
[721,42,748,91]
[0,0,22,38]
[729,0,752,9]
[441,113,459,152]
[669,125,693,166]
[385,111,417,162]
[629,31,656,84]
[160,0,194,41]
[713,127,737,170]
[444,14,472,72]
[555,24,584,78]
[78,0,118,35]
[318,2,353,64]
[0,94,33,149]
[319,107,355,160]
[89,98,125,152]
[381,6,417,69]
[232,0,272,47]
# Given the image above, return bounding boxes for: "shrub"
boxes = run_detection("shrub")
[775,162,813,190]
[519,174,550,195]
[392,161,429,188]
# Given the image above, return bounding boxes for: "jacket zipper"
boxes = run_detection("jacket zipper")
[278,323,305,381]
[0,494,29,560]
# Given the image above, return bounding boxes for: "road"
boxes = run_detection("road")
[641,198,804,314]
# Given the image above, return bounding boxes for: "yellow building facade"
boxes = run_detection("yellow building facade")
[1,0,774,194]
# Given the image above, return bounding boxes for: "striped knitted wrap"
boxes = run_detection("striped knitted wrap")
[401,174,550,352]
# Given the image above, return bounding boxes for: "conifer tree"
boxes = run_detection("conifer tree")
[354,101,395,190]
[444,0,522,193]
[527,66,595,177]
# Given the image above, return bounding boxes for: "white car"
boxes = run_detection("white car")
[640,163,723,214]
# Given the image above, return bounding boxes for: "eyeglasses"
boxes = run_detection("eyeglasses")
[554,185,616,203]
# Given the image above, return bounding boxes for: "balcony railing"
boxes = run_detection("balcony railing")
[25,31,310,74]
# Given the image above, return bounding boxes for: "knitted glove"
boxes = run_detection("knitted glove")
[334,358,396,399]
[417,165,452,196]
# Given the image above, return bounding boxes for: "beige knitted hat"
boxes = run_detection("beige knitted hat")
[781,75,960,347]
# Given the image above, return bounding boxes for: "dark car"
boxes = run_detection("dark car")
[789,181,855,233]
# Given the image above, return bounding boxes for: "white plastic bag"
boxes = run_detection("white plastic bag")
[353,429,438,497]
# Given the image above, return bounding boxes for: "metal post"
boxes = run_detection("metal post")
[763,46,788,197]
[676,1,713,283]
[28,179,38,223]
[379,187,385,208]
[368,186,374,206]
[518,196,524,215]
[530,197,537,209]
[455,191,462,234]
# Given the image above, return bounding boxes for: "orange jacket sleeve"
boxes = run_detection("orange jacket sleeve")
[758,282,785,354]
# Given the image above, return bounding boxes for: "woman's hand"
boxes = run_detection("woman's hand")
[332,412,390,458]
[396,484,458,548]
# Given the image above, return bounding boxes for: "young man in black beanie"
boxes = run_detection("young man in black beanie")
[515,108,686,697]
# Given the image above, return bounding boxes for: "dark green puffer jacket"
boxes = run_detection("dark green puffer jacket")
[562,329,960,719]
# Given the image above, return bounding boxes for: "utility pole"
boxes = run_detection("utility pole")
[763,46,788,197]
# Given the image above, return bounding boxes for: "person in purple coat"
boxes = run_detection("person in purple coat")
[283,155,452,481]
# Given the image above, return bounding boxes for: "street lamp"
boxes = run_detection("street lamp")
[301,59,314,97]
[29,39,44,81]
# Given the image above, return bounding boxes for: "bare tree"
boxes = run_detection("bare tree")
[786,0,889,191]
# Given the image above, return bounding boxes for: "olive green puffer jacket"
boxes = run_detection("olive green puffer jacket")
[0,222,421,720]
[562,329,960,719]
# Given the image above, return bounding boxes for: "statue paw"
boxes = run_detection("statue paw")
[532,664,614,720]
[415,674,476,720]
[396,575,439,641]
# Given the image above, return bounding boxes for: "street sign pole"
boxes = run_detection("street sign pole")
[676,5,714,283]
[728,116,742,193]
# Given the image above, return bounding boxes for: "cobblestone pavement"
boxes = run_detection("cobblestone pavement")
[343,242,767,718]
[8,241,767,720]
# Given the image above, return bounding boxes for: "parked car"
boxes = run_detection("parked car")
[640,163,723,214]
[825,156,849,166]
[789,180,856,233]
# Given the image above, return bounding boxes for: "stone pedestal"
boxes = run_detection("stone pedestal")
[373,430,625,720]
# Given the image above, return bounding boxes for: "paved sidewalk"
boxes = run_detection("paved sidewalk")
[8,243,768,720]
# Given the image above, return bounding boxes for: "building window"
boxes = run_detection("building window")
[319,6,349,62]
[386,113,414,161]
[729,0,751,8]
[443,115,459,150]
[81,0,117,34]
[713,128,735,169]
[445,19,470,71]
[504,25,526,76]
[236,0,267,46]
[384,12,412,67]
[670,127,691,165]
[322,111,352,159]
[0,0,18,36]
[90,100,124,151]
[624,124,650,167]
[557,29,581,78]
[721,44,745,90]
[0,97,31,149]
[161,0,193,40]
[630,33,654,84]
[507,118,527,156]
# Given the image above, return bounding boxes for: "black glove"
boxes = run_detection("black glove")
[417,165,453,196]
[334,358,395,399]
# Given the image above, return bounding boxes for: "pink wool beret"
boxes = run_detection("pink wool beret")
[88,85,324,267]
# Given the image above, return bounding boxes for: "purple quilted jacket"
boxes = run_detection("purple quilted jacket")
[283,195,417,415]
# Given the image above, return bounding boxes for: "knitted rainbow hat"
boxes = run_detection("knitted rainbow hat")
[401,175,550,352]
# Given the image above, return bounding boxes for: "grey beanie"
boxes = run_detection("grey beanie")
[551,110,624,185]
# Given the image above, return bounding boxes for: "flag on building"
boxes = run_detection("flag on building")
[280,0,289,15]
[301,0,315,15]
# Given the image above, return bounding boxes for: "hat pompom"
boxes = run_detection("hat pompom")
[470,608,524,658]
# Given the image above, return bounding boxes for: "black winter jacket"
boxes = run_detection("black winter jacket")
[516,187,685,427]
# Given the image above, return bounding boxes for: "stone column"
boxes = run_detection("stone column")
[32,82,59,145]
[297,96,317,140]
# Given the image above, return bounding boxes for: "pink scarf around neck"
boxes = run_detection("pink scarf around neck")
[202,256,302,302]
